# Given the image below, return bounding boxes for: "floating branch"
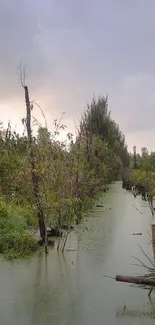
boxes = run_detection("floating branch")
[116,275,155,296]
[116,275,155,286]
[103,274,155,297]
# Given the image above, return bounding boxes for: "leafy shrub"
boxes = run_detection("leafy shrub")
[3,233,38,260]
[9,204,38,228]
[0,199,38,259]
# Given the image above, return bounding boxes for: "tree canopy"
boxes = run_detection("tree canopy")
[79,96,130,168]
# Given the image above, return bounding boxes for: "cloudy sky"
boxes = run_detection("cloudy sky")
[0,0,155,152]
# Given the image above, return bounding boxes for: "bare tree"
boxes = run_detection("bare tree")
[18,61,46,241]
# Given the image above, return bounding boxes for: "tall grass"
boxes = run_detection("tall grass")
[0,199,38,259]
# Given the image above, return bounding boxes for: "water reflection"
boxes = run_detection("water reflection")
[0,182,155,325]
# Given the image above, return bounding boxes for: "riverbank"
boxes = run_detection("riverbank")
[0,182,155,325]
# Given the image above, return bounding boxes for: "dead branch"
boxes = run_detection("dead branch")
[51,112,65,140]
[17,58,29,88]
[133,204,143,215]
[32,101,47,129]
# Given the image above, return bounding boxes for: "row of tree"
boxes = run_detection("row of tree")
[125,148,155,214]
[0,83,129,256]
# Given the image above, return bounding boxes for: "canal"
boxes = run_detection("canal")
[0,181,155,324]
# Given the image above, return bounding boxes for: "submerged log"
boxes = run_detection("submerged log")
[116,275,155,287]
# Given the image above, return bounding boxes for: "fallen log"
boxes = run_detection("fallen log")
[104,274,155,297]
[116,275,155,287]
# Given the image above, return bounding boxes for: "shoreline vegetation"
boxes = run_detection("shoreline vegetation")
[121,150,155,288]
[0,74,129,259]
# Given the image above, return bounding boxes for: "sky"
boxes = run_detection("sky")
[0,0,155,152]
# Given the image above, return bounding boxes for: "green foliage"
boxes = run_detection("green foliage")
[79,96,130,167]
[1,233,38,260]
[130,151,155,198]
[131,169,146,185]
[9,204,38,228]
[0,95,129,258]
[0,199,38,259]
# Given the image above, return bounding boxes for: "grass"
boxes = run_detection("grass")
[0,199,38,259]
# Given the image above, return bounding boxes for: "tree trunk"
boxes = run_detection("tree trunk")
[24,85,45,240]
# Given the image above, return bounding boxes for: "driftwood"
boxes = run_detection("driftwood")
[116,275,155,296]
[116,275,155,286]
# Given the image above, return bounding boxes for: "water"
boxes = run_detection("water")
[0,182,155,324]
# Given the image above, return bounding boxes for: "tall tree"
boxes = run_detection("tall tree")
[79,96,129,168]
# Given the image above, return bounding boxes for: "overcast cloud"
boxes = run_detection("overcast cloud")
[0,0,155,152]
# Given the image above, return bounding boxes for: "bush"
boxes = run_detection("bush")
[9,204,38,228]
[0,200,38,259]
[2,233,38,260]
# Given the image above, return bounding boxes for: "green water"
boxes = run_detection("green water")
[0,182,155,324]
